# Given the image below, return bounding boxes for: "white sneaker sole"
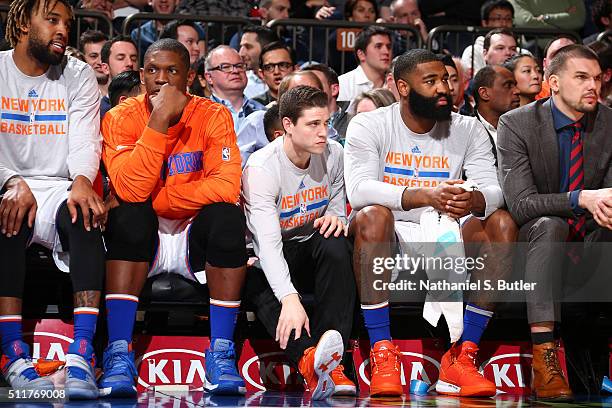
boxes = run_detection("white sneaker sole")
[435,379,461,395]
[332,383,357,396]
[312,330,344,400]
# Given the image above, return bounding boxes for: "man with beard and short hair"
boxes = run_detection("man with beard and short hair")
[1,0,105,399]
[473,65,520,151]
[345,49,508,397]
[498,44,612,401]
[79,30,109,98]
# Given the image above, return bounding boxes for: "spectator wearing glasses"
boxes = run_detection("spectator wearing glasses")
[461,0,515,77]
[205,46,265,133]
[253,42,297,106]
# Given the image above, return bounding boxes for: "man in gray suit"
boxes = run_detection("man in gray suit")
[498,44,612,401]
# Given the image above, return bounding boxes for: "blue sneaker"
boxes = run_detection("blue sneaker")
[98,340,137,398]
[0,340,54,390]
[204,339,246,395]
[65,340,99,400]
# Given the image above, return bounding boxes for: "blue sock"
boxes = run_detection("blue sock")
[209,299,240,346]
[69,308,98,356]
[0,315,24,358]
[459,303,493,345]
[106,294,139,344]
[361,302,391,346]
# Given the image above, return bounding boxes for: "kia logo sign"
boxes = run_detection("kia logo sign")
[358,352,440,386]
[480,353,532,390]
[241,352,301,391]
[23,331,73,362]
[135,348,207,390]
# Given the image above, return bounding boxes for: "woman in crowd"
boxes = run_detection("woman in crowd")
[350,88,396,117]
[588,39,612,108]
[503,54,542,107]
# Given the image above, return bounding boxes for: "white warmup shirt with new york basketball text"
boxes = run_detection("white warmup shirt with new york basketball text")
[242,137,346,301]
[0,50,101,188]
[344,103,503,223]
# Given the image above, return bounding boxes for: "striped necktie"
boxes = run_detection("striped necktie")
[567,122,585,241]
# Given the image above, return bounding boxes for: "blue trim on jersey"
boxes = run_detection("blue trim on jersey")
[1,113,67,122]
[384,166,414,176]
[2,113,29,121]
[34,114,67,121]
[384,166,450,178]
[417,171,450,177]
[279,199,329,219]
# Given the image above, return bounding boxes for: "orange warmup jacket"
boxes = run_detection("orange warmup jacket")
[101,94,241,219]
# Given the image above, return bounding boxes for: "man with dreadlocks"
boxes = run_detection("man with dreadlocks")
[0,0,105,400]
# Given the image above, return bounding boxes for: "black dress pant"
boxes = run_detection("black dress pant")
[245,234,356,365]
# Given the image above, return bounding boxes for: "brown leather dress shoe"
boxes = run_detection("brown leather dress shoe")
[531,342,573,401]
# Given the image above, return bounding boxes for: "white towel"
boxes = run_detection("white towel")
[419,208,466,343]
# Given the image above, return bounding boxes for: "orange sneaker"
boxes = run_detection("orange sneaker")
[436,341,497,397]
[330,365,356,396]
[298,330,344,400]
[369,340,403,396]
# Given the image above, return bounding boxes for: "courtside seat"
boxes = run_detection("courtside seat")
[22,244,73,319]
[139,273,209,310]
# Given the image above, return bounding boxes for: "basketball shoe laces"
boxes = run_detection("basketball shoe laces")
[372,346,401,375]
[455,344,481,374]
[209,347,238,376]
[103,348,137,378]
[331,364,348,380]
